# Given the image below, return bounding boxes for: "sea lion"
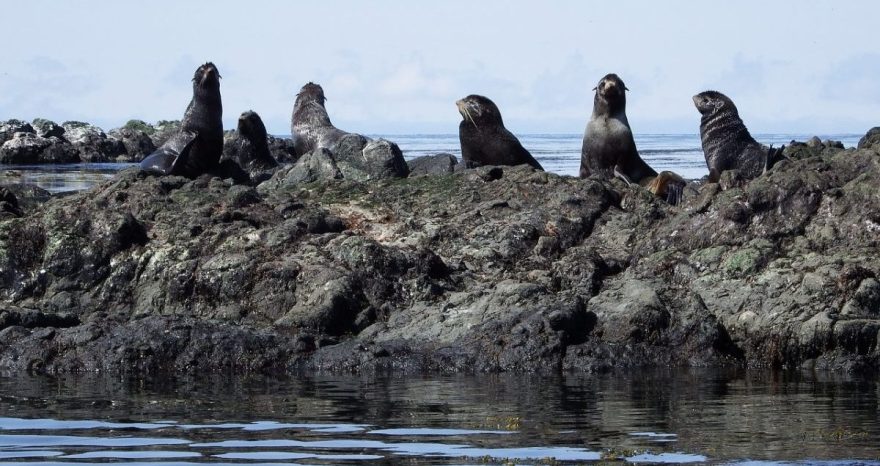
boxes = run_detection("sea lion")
[580,73,684,204]
[456,95,543,170]
[290,82,349,157]
[224,110,278,170]
[693,90,784,182]
[140,62,224,178]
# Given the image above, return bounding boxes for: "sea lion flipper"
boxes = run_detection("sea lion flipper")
[139,130,198,175]
[648,171,686,206]
[665,182,684,206]
[613,165,634,186]
[763,144,787,175]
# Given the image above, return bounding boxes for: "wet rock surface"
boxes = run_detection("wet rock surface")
[61,121,127,162]
[0,133,79,164]
[108,127,156,162]
[0,130,879,375]
[407,153,459,176]
[0,118,297,166]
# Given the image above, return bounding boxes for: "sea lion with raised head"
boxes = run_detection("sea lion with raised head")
[580,73,684,204]
[140,62,224,178]
[225,110,278,170]
[290,82,349,157]
[456,95,543,170]
[693,90,784,182]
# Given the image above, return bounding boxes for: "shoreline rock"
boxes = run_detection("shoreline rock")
[0,128,879,375]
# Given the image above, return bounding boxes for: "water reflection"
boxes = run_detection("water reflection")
[0,369,877,464]
[0,163,130,193]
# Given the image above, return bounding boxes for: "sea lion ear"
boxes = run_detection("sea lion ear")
[624,86,630,91]
[592,86,597,91]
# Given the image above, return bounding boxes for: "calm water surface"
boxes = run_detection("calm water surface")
[0,134,863,193]
[0,370,877,465]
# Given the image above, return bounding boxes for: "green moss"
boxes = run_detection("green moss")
[647,248,676,262]
[123,119,155,135]
[690,246,727,267]
[31,118,56,127]
[724,247,763,277]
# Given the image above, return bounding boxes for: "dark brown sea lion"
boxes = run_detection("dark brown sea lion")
[580,73,684,204]
[456,95,542,170]
[693,90,784,182]
[290,82,349,157]
[225,110,278,170]
[140,62,224,178]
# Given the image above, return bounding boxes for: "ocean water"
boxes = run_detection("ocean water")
[0,133,865,193]
[0,370,878,465]
[378,133,865,180]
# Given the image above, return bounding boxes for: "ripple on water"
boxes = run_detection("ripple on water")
[0,369,878,464]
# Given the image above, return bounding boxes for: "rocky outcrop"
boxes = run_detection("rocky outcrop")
[108,126,156,163]
[859,127,880,150]
[783,137,845,160]
[0,120,35,145]
[0,187,22,219]
[149,120,181,148]
[61,121,126,162]
[407,153,459,176]
[257,148,342,192]
[0,184,51,215]
[332,134,410,181]
[268,136,298,164]
[1,129,880,375]
[0,118,250,165]
[31,119,65,139]
[0,133,79,164]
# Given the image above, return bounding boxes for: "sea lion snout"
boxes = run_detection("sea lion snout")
[456,97,483,118]
[598,76,626,97]
[197,62,220,85]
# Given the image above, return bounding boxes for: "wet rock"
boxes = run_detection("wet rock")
[258,148,342,193]
[0,184,52,215]
[0,187,23,218]
[61,121,125,162]
[0,133,79,164]
[0,119,35,145]
[0,143,879,374]
[785,137,845,160]
[333,134,409,181]
[149,120,181,147]
[407,153,459,176]
[31,118,65,139]
[108,127,156,162]
[268,136,298,164]
[857,127,880,150]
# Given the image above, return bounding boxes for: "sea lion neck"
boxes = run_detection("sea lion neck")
[592,92,626,119]
[293,99,333,127]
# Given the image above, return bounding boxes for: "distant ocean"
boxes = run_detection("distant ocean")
[375,133,865,180]
[0,133,865,193]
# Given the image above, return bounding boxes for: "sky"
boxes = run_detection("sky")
[1,1,878,136]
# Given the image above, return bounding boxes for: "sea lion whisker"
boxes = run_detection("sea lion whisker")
[457,94,543,171]
[463,107,478,129]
